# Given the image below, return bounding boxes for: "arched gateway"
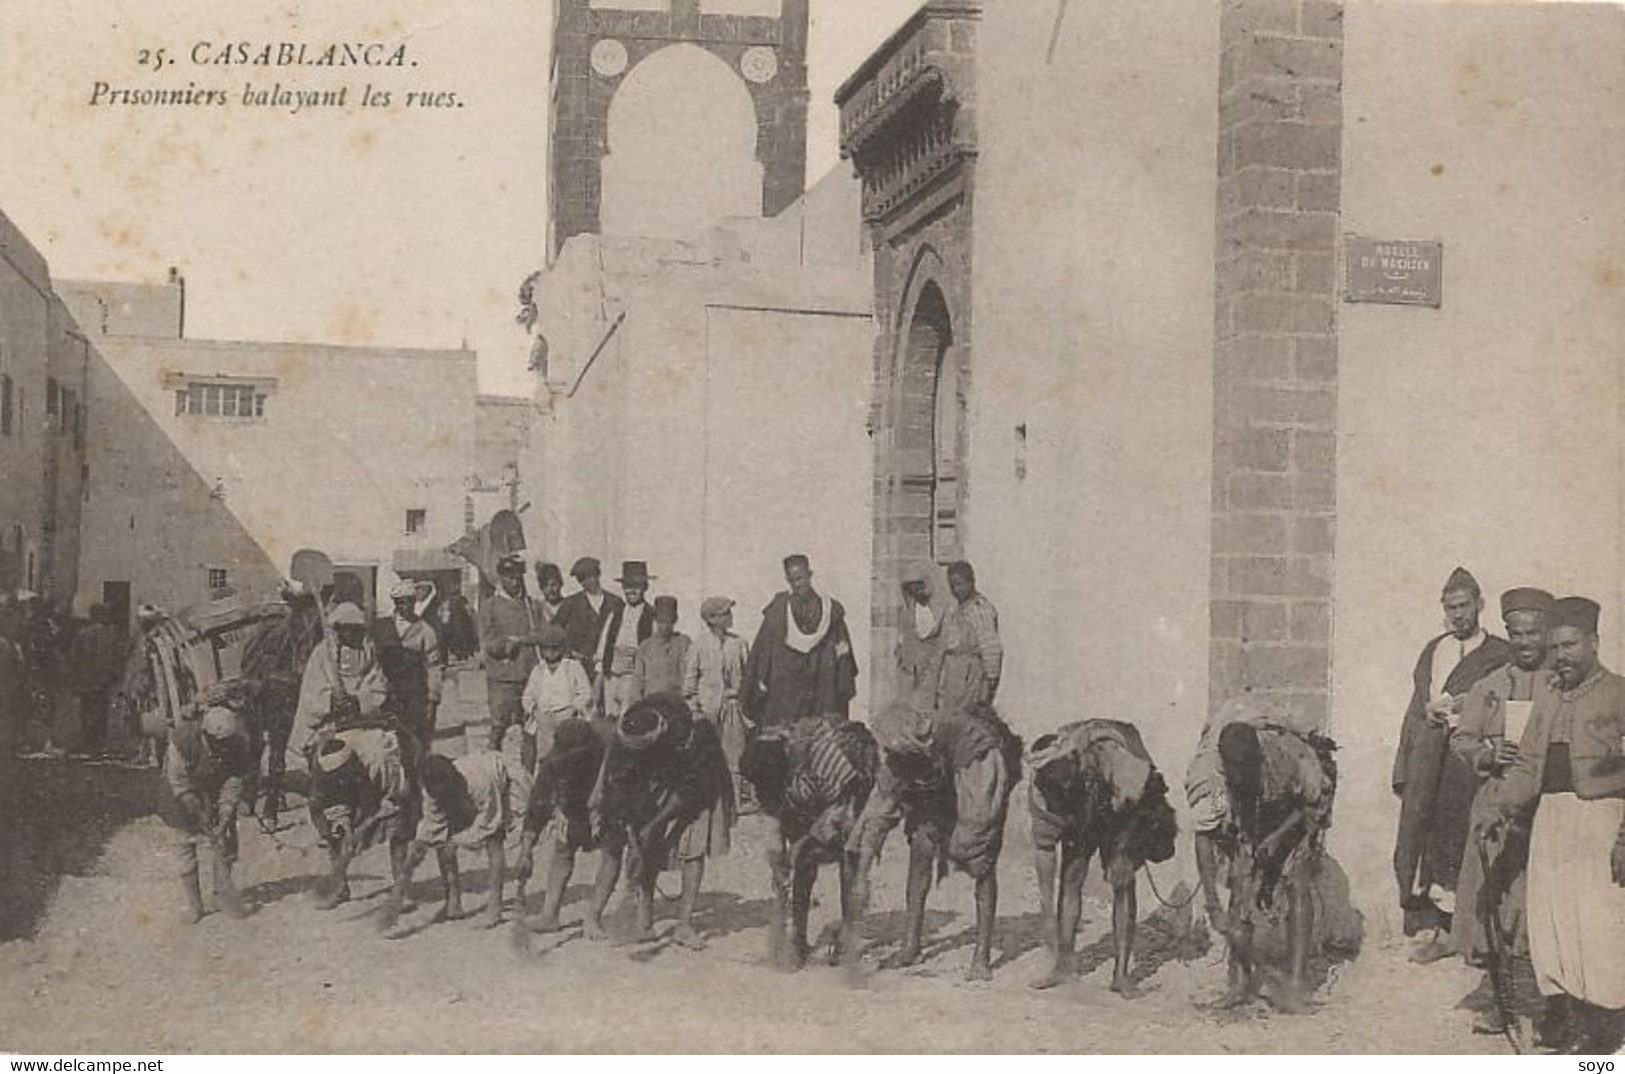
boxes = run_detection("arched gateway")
[836,1,982,712]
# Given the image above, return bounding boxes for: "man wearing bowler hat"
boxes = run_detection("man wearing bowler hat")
[600,561,657,723]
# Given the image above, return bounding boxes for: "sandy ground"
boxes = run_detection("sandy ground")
[0,668,1510,1054]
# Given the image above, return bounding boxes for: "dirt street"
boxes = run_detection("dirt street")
[0,669,1508,1054]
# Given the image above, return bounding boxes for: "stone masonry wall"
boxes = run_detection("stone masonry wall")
[1211,0,1343,727]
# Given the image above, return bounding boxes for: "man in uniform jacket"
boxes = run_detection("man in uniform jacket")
[477,554,547,768]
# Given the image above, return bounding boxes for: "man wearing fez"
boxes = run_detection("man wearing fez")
[1492,596,1625,1053]
[745,554,859,730]
[1449,587,1555,1031]
[1393,566,1512,962]
[477,553,546,760]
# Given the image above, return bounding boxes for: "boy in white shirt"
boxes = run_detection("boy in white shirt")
[521,624,593,772]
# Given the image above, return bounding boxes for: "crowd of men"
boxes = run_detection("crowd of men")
[1388,568,1625,1053]
[3,553,1621,1053]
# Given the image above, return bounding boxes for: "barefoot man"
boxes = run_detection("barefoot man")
[514,717,606,931]
[1027,719,1178,994]
[586,695,734,947]
[385,751,529,933]
[850,700,1022,981]
[1213,719,1338,1013]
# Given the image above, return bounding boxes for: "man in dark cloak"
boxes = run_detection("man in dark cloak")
[1394,566,1513,960]
[744,554,859,731]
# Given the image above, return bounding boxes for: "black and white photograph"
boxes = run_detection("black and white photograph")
[0,0,1622,1057]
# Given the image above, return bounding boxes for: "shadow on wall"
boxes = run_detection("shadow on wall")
[82,347,282,619]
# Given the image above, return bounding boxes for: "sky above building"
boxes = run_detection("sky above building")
[0,1,920,395]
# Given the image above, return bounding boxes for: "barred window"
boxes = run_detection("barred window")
[176,381,268,420]
[207,567,229,592]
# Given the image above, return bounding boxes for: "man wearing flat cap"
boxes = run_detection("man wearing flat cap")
[684,597,752,799]
[1448,588,1554,989]
[1393,566,1513,961]
[553,556,624,694]
[374,579,443,747]
[477,553,547,762]
[1494,596,1625,1052]
[744,554,860,731]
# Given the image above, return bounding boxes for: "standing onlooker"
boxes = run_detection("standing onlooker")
[476,554,546,769]
[935,560,1002,714]
[437,594,480,663]
[374,581,443,747]
[744,554,859,731]
[520,624,592,764]
[631,596,688,701]
[1393,567,1512,962]
[290,602,388,758]
[683,597,751,798]
[599,561,655,724]
[19,593,65,757]
[895,564,942,714]
[68,603,125,757]
[116,604,171,769]
[1449,586,1554,1034]
[1494,596,1625,1053]
[535,562,566,623]
[554,556,622,687]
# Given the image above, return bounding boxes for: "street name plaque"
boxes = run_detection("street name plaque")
[1343,236,1443,308]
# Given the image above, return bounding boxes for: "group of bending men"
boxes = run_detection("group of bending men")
[1389,568,1625,1053]
[162,549,1351,1018]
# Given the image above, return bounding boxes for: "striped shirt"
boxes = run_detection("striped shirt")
[941,593,1003,685]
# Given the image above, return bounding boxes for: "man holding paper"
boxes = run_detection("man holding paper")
[1392,566,1512,961]
[1450,586,1555,1030]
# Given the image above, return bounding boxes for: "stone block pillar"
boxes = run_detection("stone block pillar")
[1211,0,1344,727]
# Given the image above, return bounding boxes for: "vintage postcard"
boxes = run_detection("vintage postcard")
[1,0,1622,1056]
